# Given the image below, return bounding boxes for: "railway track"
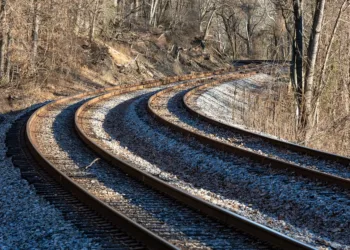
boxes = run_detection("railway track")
[76,88,277,250]
[6,111,144,249]
[148,71,350,190]
[21,66,309,249]
[24,70,243,250]
[18,62,343,249]
[183,77,350,186]
[143,72,349,247]
[73,64,328,249]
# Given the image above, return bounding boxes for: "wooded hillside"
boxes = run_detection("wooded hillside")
[0,0,350,150]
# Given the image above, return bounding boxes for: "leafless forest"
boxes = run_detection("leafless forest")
[0,0,349,155]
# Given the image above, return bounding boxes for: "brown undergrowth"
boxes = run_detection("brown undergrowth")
[240,79,349,157]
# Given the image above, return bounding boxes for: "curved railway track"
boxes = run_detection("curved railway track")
[25,69,246,250]
[148,72,350,189]
[143,69,349,248]
[19,62,329,249]
[73,64,319,249]
[183,78,350,178]
[6,111,144,249]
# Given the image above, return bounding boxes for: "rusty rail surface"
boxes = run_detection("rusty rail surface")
[75,66,314,250]
[26,68,240,250]
[181,80,350,189]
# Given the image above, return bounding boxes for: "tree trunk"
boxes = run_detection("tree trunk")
[89,0,99,43]
[316,0,349,98]
[292,0,303,129]
[228,35,235,59]
[149,0,159,27]
[0,35,6,79]
[129,0,135,22]
[344,79,350,115]
[32,0,40,65]
[246,39,251,56]
[74,0,83,34]
[273,33,278,59]
[346,29,350,115]
[203,9,216,40]
[0,0,7,77]
[302,0,326,144]
[4,25,10,82]
[246,14,252,56]
[122,0,126,16]
[156,0,170,26]
[134,0,139,20]
[234,32,238,58]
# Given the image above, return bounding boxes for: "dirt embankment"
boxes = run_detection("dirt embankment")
[0,31,230,114]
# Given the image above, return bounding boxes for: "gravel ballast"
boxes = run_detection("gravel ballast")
[86,86,350,249]
[196,74,274,128]
[0,107,97,249]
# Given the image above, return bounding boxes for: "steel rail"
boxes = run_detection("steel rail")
[76,68,314,250]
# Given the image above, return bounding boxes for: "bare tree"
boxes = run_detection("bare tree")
[149,0,160,26]
[203,6,216,40]
[198,0,216,39]
[89,0,102,43]
[32,0,40,65]
[218,3,240,59]
[302,0,326,143]
[271,9,287,60]
[314,0,350,101]
[135,0,140,19]
[291,0,304,126]
[0,0,7,78]
[74,0,83,34]
[237,0,266,57]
